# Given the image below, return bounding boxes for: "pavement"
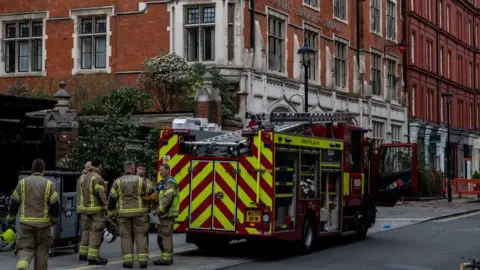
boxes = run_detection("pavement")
[0,199,478,270]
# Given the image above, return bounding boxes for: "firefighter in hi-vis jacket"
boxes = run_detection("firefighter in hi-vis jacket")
[80,157,109,265]
[107,161,154,269]
[77,161,91,261]
[7,159,60,270]
[153,163,179,266]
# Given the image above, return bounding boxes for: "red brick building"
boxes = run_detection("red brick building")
[0,0,408,142]
[0,1,170,91]
[406,0,480,177]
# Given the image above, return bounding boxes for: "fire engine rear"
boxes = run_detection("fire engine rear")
[157,112,418,253]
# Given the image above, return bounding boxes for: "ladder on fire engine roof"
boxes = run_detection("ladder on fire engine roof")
[246,111,357,124]
[184,112,356,147]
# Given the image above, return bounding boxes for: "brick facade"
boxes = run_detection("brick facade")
[0,0,408,143]
[408,0,480,130]
[0,1,170,92]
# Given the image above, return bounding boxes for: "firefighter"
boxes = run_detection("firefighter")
[107,161,154,269]
[77,161,91,261]
[153,163,179,266]
[137,162,158,234]
[7,159,60,270]
[81,157,108,265]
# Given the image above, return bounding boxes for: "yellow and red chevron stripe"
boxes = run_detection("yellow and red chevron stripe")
[236,130,274,235]
[212,161,237,231]
[157,130,191,232]
[188,160,214,229]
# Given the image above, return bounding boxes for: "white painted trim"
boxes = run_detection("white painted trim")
[370,0,383,37]
[369,47,383,98]
[333,34,349,92]
[303,22,321,85]
[70,6,113,75]
[332,0,348,24]
[265,7,289,77]
[0,11,49,77]
[386,0,398,42]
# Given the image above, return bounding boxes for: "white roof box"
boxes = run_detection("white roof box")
[172,118,209,130]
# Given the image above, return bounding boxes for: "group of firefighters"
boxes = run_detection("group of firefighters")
[5,157,179,270]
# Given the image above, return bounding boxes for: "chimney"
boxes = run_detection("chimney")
[196,72,222,126]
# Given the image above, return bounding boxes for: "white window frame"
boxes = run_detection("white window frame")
[447,51,451,78]
[266,9,288,76]
[370,49,382,97]
[411,32,415,64]
[468,21,472,45]
[184,5,217,63]
[439,0,442,28]
[386,0,397,41]
[391,124,402,143]
[446,5,450,32]
[427,40,432,70]
[71,7,112,75]
[370,0,382,36]
[386,55,398,101]
[440,47,443,76]
[411,86,416,116]
[440,95,444,122]
[334,35,348,91]
[372,121,385,149]
[333,0,347,23]
[304,0,319,10]
[303,23,321,84]
[0,12,48,77]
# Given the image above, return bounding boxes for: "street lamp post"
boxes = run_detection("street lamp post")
[442,90,453,202]
[298,38,316,113]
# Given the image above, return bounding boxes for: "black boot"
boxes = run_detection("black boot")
[139,263,148,269]
[122,263,133,268]
[88,257,108,265]
[154,259,172,266]
[79,254,88,261]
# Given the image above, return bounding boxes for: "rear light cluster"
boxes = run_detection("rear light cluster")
[261,207,271,231]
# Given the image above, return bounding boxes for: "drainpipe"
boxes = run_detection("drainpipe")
[436,0,440,125]
[250,0,255,49]
[474,18,477,131]
[403,0,410,142]
[356,0,360,62]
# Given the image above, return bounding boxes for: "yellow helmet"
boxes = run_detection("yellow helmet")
[0,228,17,244]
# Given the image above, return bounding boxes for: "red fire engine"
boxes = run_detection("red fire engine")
[157,112,418,253]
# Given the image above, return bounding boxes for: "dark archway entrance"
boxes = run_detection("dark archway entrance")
[0,94,56,193]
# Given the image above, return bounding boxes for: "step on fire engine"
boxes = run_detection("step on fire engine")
[157,112,418,253]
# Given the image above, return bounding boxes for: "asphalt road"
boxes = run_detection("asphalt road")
[223,213,480,270]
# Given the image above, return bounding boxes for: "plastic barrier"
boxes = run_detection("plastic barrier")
[442,178,480,198]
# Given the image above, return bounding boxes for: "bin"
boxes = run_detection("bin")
[16,170,81,256]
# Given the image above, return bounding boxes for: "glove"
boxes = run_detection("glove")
[51,218,58,225]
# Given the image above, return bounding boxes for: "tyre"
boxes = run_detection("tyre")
[355,214,369,240]
[299,217,315,254]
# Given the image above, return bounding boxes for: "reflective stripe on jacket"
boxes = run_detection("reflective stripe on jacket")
[157,176,179,219]
[10,174,59,227]
[76,171,87,214]
[81,168,107,214]
[108,174,154,217]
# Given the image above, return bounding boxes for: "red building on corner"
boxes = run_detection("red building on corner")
[406,0,480,177]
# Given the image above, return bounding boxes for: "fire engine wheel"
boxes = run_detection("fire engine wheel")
[355,214,369,240]
[299,218,315,254]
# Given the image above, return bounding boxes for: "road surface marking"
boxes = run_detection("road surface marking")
[385,263,435,270]
[52,246,198,270]
[434,211,480,223]
[376,218,431,221]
